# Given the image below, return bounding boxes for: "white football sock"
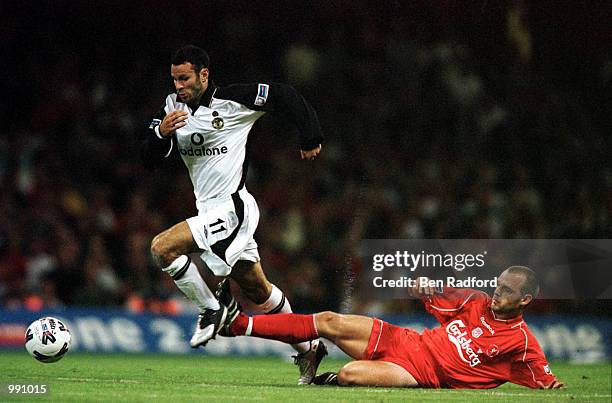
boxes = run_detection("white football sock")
[163,255,220,312]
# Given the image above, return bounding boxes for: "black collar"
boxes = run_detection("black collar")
[195,80,217,109]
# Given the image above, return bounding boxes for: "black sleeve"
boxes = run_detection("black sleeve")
[217,82,324,151]
[140,106,173,170]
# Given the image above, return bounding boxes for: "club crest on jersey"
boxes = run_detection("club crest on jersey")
[254,83,269,106]
[211,110,224,129]
[543,365,552,375]
[212,117,224,129]
[471,327,483,338]
[485,344,500,357]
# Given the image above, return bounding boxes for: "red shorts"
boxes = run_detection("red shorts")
[364,319,441,388]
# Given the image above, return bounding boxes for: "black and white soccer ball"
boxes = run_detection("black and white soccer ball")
[25,317,71,363]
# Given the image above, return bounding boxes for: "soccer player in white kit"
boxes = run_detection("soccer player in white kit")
[141,45,326,384]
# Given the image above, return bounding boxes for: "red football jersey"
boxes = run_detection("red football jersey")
[418,287,557,389]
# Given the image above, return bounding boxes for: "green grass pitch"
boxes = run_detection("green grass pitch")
[0,352,610,402]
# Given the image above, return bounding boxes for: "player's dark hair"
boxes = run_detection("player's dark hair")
[507,266,540,299]
[172,45,210,72]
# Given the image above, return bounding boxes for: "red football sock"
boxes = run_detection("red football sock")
[230,312,318,344]
[229,312,250,335]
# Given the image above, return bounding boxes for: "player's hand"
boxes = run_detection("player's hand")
[159,110,189,137]
[300,144,322,160]
[536,379,565,389]
[410,277,435,298]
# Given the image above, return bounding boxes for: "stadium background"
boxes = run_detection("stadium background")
[0,0,610,353]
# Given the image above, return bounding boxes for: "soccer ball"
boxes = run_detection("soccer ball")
[25,317,71,363]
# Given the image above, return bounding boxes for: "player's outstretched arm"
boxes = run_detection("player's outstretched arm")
[510,336,562,390]
[216,82,323,152]
[259,83,323,151]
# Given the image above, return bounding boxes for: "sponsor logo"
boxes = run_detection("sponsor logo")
[472,327,483,338]
[179,146,228,157]
[446,319,481,367]
[486,344,500,357]
[181,132,228,156]
[254,83,269,106]
[191,133,205,145]
[480,316,495,335]
[149,118,161,129]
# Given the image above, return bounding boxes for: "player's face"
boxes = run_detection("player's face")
[171,62,208,105]
[490,270,529,316]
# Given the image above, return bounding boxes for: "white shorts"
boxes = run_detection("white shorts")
[186,188,260,276]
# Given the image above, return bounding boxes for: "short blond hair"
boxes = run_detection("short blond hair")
[507,266,540,298]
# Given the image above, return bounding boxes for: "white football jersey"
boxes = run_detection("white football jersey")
[163,92,263,210]
[143,81,323,211]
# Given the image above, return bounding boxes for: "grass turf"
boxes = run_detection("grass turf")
[0,353,610,402]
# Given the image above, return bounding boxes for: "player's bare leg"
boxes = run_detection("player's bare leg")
[230,260,272,304]
[228,310,418,386]
[314,311,416,386]
[311,314,419,387]
[151,221,198,268]
[335,361,418,387]
[227,311,372,383]
[228,260,326,384]
[150,221,226,347]
[228,310,372,353]
[313,312,373,359]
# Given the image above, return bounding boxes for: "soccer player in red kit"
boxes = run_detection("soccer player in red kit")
[226,266,564,389]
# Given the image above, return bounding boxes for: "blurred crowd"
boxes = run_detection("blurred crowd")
[1,2,610,316]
